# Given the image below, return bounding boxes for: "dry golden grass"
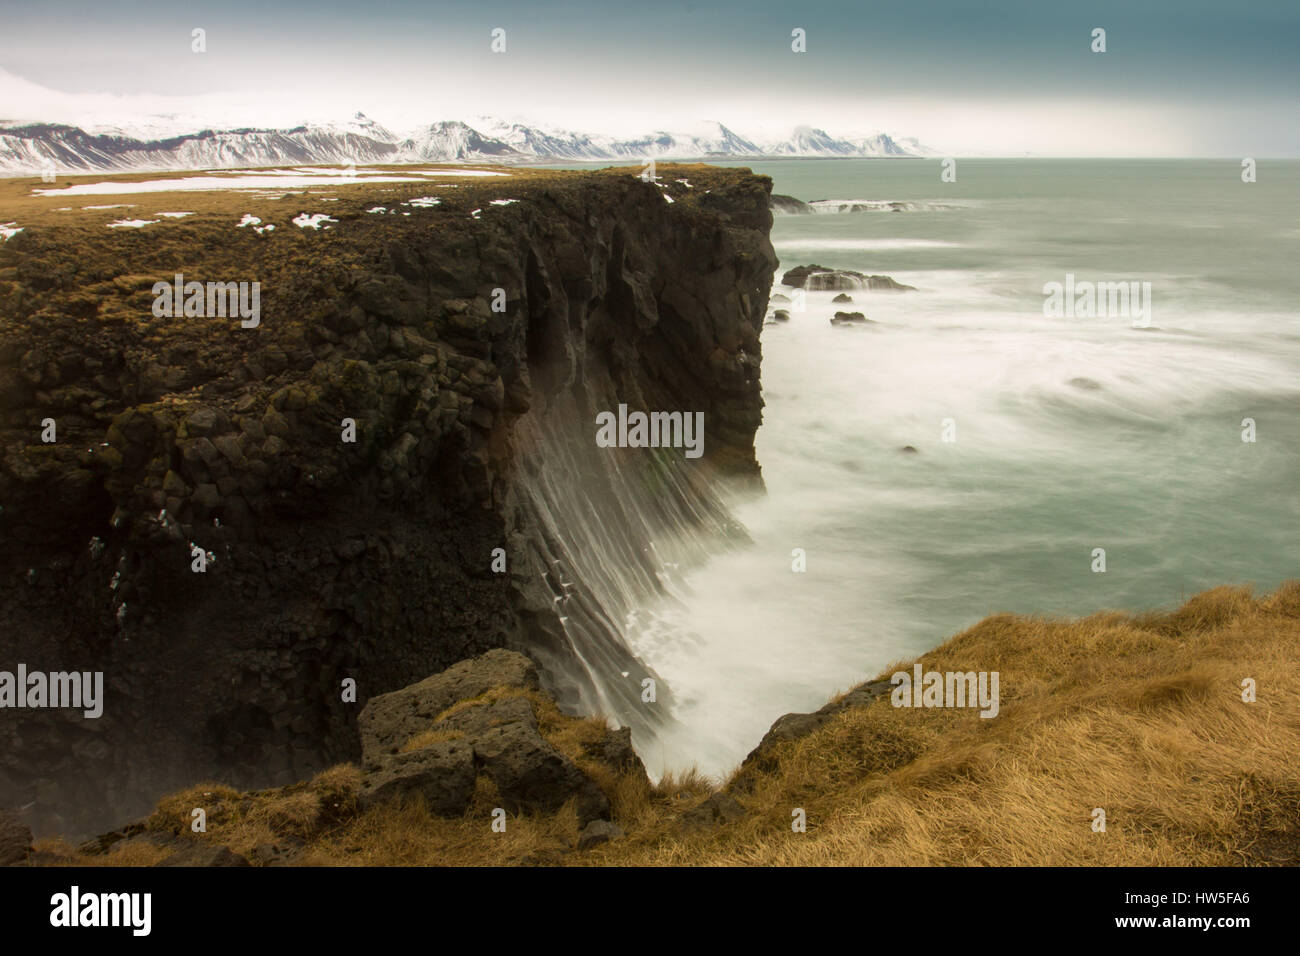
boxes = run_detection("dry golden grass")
[46,582,1300,866]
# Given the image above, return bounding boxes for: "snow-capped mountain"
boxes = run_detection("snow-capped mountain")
[0,111,933,174]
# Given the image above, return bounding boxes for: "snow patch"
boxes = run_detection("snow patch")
[405,196,441,207]
[235,214,262,228]
[365,206,388,214]
[155,211,194,218]
[106,219,159,229]
[489,198,519,206]
[292,213,336,230]
[0,223,22,241]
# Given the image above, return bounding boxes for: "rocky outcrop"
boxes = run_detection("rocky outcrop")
[357,648,539,763]
[357,650,623,825]
[0,163,777,835]
[66,649,647,862]
[831,311,871,326]
[780,264,916,292]
[769,194,812,215]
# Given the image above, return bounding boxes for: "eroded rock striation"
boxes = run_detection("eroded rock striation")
[0,163,777,835]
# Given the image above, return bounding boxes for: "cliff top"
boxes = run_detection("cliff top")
[0,161,758,233]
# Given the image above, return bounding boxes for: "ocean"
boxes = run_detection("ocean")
[628,158,1300,780]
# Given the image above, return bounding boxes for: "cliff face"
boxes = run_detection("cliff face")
[0,163,777,835]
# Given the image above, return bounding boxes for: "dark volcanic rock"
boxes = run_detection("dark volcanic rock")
[577,819,624,849]
[355,651,642,825]
[358,740,477,815]
[474,720,610,825]
[832,293,853,303]
[0,164,778,836]
[781,263,916,292]
[831,311,870,325]
[780,263,827,287]
[680,792,745,832]
[581,725,647,779]
[769,194,811,215]
[433,694,537,738]
[358,648,538,765]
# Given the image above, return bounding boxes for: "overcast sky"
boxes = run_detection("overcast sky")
[1,0,1297,155]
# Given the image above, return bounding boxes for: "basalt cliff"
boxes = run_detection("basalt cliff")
[0,163,778,835]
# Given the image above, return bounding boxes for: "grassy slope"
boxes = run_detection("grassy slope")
[42,581,1300,866]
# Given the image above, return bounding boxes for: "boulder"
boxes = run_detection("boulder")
[434,695,537,737]
[831,311,870,325]
[577,819,624,850]
[473,721,610,825]
[354,652,645,826]
[358,740,477,815]
[864,274,917,292]
[832,293,854,303]
[581,726,647,779]
[772,310,790,322]
[781,263,831,288]
[680,792,745,832]
[358,649,539,765]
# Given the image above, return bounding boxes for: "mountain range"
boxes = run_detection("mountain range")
[0,113,935,174]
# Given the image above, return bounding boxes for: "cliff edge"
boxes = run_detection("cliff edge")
[0,162,778,834]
